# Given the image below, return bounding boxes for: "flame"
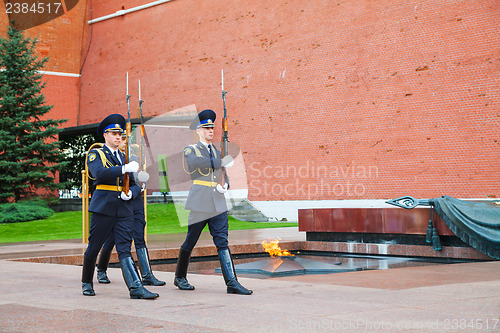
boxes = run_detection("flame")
[261,239,294,257]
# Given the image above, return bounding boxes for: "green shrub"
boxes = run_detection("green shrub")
[0,200,54,223]
[18,198,50,207]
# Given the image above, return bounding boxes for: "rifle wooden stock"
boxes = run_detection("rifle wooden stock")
[139,124,145,168]
[122,122,132,194]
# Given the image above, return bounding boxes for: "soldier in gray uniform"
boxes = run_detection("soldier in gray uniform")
[174,109,252,295]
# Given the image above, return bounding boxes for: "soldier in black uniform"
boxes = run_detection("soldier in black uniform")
[173,109,252,295]
[96,137,165,287]
[81,114,158,299]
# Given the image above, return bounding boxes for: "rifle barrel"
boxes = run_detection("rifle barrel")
[123,93,131,194]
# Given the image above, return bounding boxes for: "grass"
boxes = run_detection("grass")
[0,203,298,243]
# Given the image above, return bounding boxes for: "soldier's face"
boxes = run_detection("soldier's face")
[197,126,214,143]
[104,131,122,150]
[118,136,127,152]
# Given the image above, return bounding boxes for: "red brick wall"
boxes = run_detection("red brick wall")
[6,0,498,200]
[42,75,80,126]
[77,0,499,201]
[0,0,88,126]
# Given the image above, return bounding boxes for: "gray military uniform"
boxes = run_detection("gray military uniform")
[184,141,228,224]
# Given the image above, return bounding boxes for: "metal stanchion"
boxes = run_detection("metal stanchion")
[143,159,147,244]
[82,170,89,244]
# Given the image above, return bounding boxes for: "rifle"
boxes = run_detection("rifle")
[219,69,229,186]
[123,72,131,194]
[138,79,145,172]
[137,80,155,166]
[138,79,149,240]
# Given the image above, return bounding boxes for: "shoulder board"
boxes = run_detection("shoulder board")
[184,144,202,157]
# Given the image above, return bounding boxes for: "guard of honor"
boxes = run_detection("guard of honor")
[174,109,253,295]
[82,114,158,299]
[82,110,252,299]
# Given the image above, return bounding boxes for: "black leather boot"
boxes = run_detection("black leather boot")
[82,255,96,296]
[136,247,166,286]
[218,248,252,295]
[97,249,112,284]
[120,256,159,299]
[174,248,195,290]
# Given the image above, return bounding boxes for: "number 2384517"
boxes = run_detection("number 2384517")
[6,2,63,14]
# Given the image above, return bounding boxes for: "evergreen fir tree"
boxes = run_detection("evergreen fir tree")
[0,24,68,203]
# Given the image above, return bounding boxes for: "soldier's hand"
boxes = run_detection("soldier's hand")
[122,161,139,174]
[221,155,234,168]
[138,171,150,182]
[120,190,133,201]
[216,183,228,193]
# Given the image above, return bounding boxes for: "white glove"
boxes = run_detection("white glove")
[221,155,234,168]
[216,183,228,193]
[122,161,139,174]
[138,171,150,182]
[120,190,132,201]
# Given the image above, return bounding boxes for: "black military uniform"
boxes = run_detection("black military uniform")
[97,152,165,287]
[174,109,252,295]
[81,114,158,299]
